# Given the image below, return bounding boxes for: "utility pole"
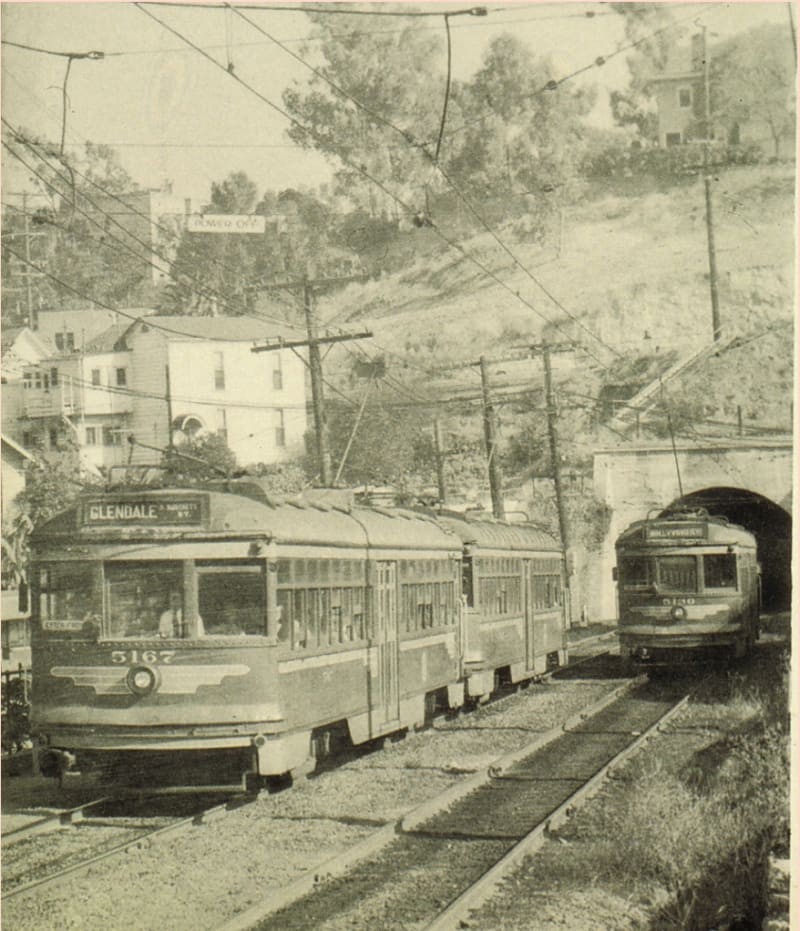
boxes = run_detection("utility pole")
[433,418,447,506]
[530,342,575,623]
[3,192,47,327]
[702,26,722,342]
[478,355,505,520]
[251,270,371,486]
[303,279,333,485]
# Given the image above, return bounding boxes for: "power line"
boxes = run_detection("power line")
[438,3,718,144]
[142,3,496,18]
[2,6,615,60]
[0,39,105,59]
[147,3,614,369]
[2,244,253,343]
[3,121,297,326]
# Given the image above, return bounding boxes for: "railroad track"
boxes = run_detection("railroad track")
[219,673,665,931]
[2,790,255,901]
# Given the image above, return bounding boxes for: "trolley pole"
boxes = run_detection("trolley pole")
[479,355,505,520]
[433,418,447,506]
[702,26,722,342]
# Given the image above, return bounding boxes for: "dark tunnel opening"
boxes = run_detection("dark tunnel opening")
[661,487,792,612]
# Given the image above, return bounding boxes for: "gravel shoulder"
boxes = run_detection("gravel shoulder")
[2,676,623,931]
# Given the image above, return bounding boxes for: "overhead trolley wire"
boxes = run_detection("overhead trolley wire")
[224,5,619,366]
[2,120,297,327]
[142,3,613,370]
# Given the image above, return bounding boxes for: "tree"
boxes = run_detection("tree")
[163,433,238,482]
[712,25,796,157]
[162,171,271,315]
[1,133,157,315]
[2,439,95,588]
[282,12,447,212]
[608,4,680,142]
[445,35,594,203]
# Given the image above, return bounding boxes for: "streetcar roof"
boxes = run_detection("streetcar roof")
[434,514,560,553]
[616,515,755,548]
[32,486,458,552]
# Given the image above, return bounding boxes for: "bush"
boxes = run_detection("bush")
[582,142,764,181]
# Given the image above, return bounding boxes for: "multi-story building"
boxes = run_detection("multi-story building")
[13,314,307,473]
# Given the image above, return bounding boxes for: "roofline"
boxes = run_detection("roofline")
[594,437,793,456]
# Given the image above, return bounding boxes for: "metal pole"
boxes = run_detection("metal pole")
[433,418,447,505]
[542,344,570,556]
[304,279,332,485]
[702,26,722,342]
[165,364,174,468]
[22,193,34,327]
[479,355,505,520]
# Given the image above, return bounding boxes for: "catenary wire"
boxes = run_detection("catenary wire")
[134,2,615,372]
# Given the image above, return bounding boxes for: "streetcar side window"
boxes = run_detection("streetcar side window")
[276,558,367,650]
[619,556,652,589]
[196,562,267,637]
[105,563,183,640]
[657,556,697,592]
[703,553,737,589]
[533,574,562,609]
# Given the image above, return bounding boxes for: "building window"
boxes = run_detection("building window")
[23,372,32,389]
[42,373,50,391]
[678,87,692,108]
[665,132,682,147]
[49,428,59,449]
[275,409,286,448]
[55,332,75,352]
[116,368,127,386]
[217,409,228,443]
[86,427,97,446]
[22,431,33,447]
[213,352,225,390]
[273,354,283,390]
[91,369,101,386]
[102,426,122,447]
[34,370,42,389]
[50,367,59,387]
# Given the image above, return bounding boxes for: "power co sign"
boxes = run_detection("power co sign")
[187,214,266,234]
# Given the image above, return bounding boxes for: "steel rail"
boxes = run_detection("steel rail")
[3,792,255,900]
[423,692,692,931]
[2,795,114,847]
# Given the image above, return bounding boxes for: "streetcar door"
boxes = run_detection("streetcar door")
[373,561,400,728]
[524,560,536,671]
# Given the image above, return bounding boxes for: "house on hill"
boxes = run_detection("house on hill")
[648,27,795,157]
[10,314,307,472]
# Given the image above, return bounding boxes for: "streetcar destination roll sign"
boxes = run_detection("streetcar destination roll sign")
[83,497,204,526]
[645,521,707,540]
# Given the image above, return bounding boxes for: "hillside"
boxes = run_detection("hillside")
[320,162,795,436]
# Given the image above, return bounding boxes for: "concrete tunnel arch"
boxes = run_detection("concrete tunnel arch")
[661,486,792,612]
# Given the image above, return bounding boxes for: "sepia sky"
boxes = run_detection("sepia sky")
[1,2,791,202]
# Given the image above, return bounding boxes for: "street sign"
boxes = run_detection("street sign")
[187,214,266,234]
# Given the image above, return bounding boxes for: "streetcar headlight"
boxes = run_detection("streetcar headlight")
[671,606,687,621]
[126,665,159,696]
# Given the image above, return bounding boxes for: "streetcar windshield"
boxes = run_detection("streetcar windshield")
[703,553,737,589]
[39,563,101,630]
[105,563,184,639]
[619,555,654,589]
[657,556,697,592]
